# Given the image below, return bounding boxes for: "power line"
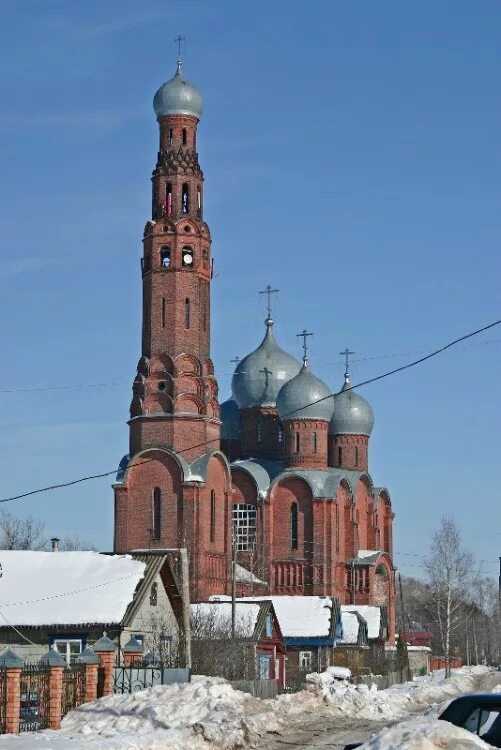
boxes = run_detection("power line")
[0,316,500,504]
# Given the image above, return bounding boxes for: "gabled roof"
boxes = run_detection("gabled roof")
[0,551,146,627]
[230,595,338,641]
[338,610,369,646]
[191,600,279,641]
[342,605,383,641]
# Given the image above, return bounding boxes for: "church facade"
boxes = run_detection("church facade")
[113,59,396,641]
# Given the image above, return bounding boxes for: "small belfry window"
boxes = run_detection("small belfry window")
[313,432,317,453]
[160,246,170,267]
[291,502,298,550]
[152,487,161,540]
[166,183,172,217]
[169,128,173,145]
[182,183,189,213]
[210,490,216,542]
[295,432,300,453]
[185,298,190,329]
[182,246,193,267]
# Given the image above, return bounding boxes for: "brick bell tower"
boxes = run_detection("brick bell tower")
[114,57,232,598]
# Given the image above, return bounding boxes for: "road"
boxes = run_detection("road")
[260,670,501,750]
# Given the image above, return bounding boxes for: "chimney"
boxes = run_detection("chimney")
[51,537,60,552]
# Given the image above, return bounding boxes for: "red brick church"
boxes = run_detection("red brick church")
[113,57,396,641]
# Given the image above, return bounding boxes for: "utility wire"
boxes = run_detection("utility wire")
[0,317,499,504]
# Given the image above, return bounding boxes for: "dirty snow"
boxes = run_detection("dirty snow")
[0,667,494,750]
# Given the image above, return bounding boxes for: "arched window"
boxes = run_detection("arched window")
[338,446,343,465]
[256,418,262,443]
[335,503,340,552]
[185,298,190,329]
[152,487,161,540]
[182,128,187,145]
[291,502,298,550]
[160,246,170,267]
[161,298,166,328]
[149,582,158,606]
[295,432,300,453]
[277,425,283,443]
[312,432,317,454]
[210,490,216,542]
[182,246,193,267]
[182,183,189,213]
[197,186,202,212]
[355,447,359,467]
[169,128,173,145]
[166,183,172,217]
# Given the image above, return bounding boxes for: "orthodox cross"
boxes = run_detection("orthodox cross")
[297,329,313,364]
[340,347,355,376]
[174,35,186,61]
[259,285,279,320]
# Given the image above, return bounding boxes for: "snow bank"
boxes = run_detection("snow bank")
[359,718,491,749]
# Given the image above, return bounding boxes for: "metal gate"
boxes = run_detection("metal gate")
[113,666,190,693]
[19,664,50,733]
[62,665,86,718]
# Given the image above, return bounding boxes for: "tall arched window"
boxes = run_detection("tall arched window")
[338,446,343,465]
[182,128,187,145]
[291,502,298,550]
[169,129,173,145]
[355,446,359,466]
[295,432,300,453]
[210,490,216,542]
[277,425,283,443]
[312,432,317,453]
[152,487,161,540]
[182,183,189,213]
[166,183,172,217]
[161,298,166,328]
[185,298,190,329]
[160,246,170,267]
[256,418,262,443]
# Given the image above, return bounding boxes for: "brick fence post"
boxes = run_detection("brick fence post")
[76,646,100,704]
[93,634,116,697]
[0,649,24,735]
[122,636,144,668]
[40,648,66,731]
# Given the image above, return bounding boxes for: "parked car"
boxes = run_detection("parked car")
[343,693,501,749]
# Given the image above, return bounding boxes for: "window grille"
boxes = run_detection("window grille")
[232,503,257,552]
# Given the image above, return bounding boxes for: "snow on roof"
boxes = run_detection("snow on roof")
[357,549,380,559]
[235,596,333,638]
[0,551,146,627]
[191,602,261,638]
[233,563,267,585]
[338,611,360,644]
[342,605,381,640]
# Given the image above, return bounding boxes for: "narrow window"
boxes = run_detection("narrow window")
[169,128,173,145]
[265,613,273,638]
[161,298,166,328]
[152,487,161,540]
[355,447,359,467]
[232,503,257,551]
[150,582,158,606]
[291,502,298,550]
[182,183,189,213]
[295,432,300,453]
[277,425,283,443]
[256,418,262,443]
[338,446,342,465]
[335,503,340,552]
[197,186,201,210]
[160,246,170,267]
[184,298,190,329]
[313,432,317,454]
[182,246,193,267]
[299,651,312,670]
[182,128,187,145]
[210,490,216,542]
[166,183,172,217]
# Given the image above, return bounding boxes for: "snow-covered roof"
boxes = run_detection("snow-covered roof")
[191,602,261,638]
[338,611,360,645]
[0,551,146,627]
[235,596,334,638]
[233,563,267,585]
[342,605,381,640]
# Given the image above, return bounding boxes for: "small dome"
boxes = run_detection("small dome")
[232,319,301,409]
[329,375,374,436]
[276,362,334,422]
[220,398,241,440]
[153,61,203,119]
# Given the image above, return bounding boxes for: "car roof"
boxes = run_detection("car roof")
[440,693,501,722]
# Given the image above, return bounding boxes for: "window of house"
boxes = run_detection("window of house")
[265,613,273,638]
[132,634,144,646]
[152,487,161,540]
[210,490,216,542]
[150,582,158,606]
[338,446,342,465]
[291,502,298,551]
[295,432,300,453]
[53,639,83,665]
[232,503,257,552]
[160,246,170,267]
[299,650,312,671]
[185,298,190,329]
[182,183,189,213]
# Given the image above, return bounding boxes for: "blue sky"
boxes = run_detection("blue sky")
[0,0,499,577]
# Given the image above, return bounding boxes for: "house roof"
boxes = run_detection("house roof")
[234,595,336,639]
[338,611,361,645]
[0,551,146,627]
[342,605,382,640]
[191,601,263,639]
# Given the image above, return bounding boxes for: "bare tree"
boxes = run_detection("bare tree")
[0,510,47,550]
[59,534,96,551]
[424,516,475,677]
[190,605,256,680]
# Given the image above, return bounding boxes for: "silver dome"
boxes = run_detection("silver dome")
[232,319,301,409]
[153,61,203,119]
[329,375,374,436]
[220,398,241,440]
[276,362,334,422]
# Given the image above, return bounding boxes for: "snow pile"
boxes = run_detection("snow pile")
[359,718,491,749]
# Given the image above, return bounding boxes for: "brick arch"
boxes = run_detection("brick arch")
[231,469,258,505]
[174,394,203,414]
[149,354,174,377]
[174,218,200,237]
[207,398,219,419]
[143,393,172,415]
[175,374,201,397]
[270,477,313,560]
[203,358,215,376]
[175,353,201,375]
[130,395,143,417]
[202,453,232,549]
[153,219,176,235]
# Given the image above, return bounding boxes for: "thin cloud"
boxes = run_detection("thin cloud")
[0,106,144,131]
[0,257,61,279]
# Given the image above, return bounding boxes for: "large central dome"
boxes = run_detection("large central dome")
[232,319,301,409]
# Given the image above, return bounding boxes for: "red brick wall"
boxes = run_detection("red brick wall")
[328,434,368,472]
[283,420,328,469]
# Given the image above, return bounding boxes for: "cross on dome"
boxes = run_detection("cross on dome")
[174,34,186,63]
[297,329,313,365]
[259,285,279,322]
[339,347,355,381]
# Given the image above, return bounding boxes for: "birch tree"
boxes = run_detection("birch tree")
[424,516,475,677]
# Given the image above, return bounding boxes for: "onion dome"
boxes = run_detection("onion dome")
[153,61,203,119]
[220,398,241,440]
[232,318,301,409]
[329,374,374,436]
[276,362,334,422]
